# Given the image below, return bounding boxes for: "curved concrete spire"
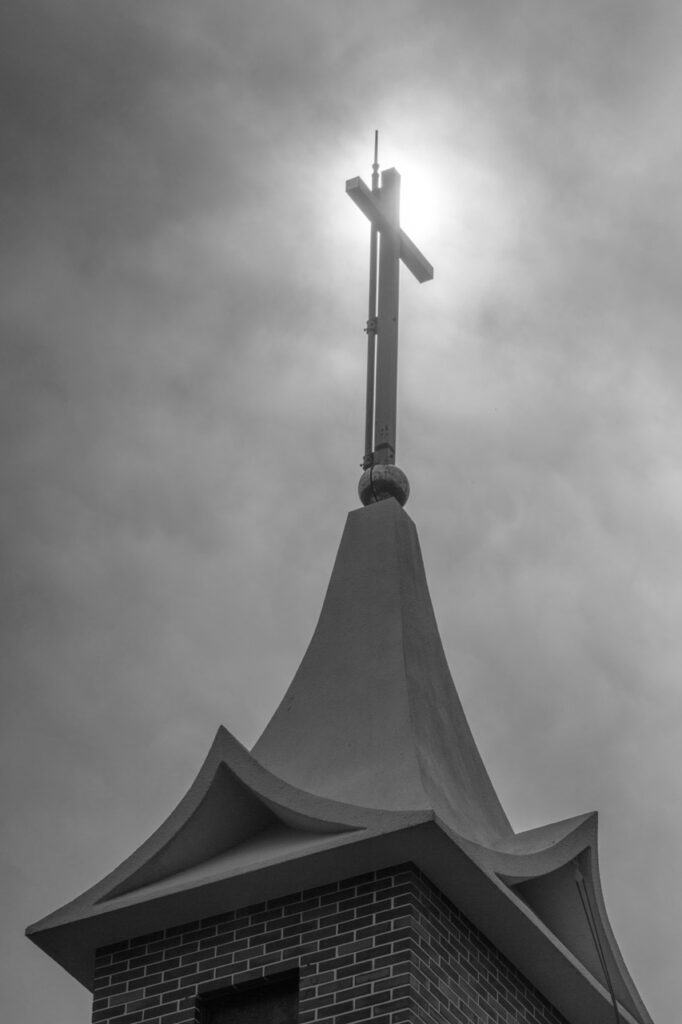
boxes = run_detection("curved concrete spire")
[253,498,512,845]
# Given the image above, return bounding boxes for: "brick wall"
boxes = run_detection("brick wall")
[92,865,568,1024]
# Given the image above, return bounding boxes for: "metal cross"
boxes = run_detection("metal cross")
[346,133,433,469]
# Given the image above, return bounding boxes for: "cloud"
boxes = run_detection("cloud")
[2,2,680,1022]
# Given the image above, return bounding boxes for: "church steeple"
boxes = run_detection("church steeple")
[26,146,653,1024]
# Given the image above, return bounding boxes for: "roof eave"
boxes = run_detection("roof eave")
[27,815,646,1024]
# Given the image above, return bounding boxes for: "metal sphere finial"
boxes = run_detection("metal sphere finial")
[358,464,410,507]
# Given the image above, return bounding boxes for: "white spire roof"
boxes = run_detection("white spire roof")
[254,498,511,844]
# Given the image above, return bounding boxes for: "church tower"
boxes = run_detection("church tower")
[27,141,653,1024]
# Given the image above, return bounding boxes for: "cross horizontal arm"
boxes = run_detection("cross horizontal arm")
[399,231,434,284]
[345,176,434,284]
[346,175,393,235]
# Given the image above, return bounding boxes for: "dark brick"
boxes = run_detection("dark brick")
[356,921,395,941]
[231,967,264,986]
[335,894,374,913]
[240,901,267,916]
[304,881,339,899]
[180,949,210,967]
[357,876,393,896]
[282,918,322,939]
[127,996,162,1013]
[165,921,197,938]
[299,993,335,1011]
[374,973,411,993]
[97,982,127,999]
[213,938,248,956]
[336,960,374,981]
[234,923,265,941]
[240,952,279,970]
[371,898,394,917]
[142,972,164,988]
[286,897,320,915]
[93,1005,127,1022]
[348,872,378,886]
[199,952,233,972]
[335,1010,370,1024]
[200,910,233,928]
[130,931,164,949]
[91,865,567,1024]
[306,906,355,927]
[160,988,183,1005]
[164,942,198,960]
[356,967,392,985]
[116,966,147,984]
[263,935,294,954]
[315,977,352,997]
[146,981,178,999]
[126,952,164,969]
[276,940,317,961]
[99,941,130,956]
[213,964,234,981]
[110,989,143,1007]
[182,926,216,945]
[266,892,301,911]
[354,990,396,1010]
[354,941,393,963]
[156,1012,193,1024]
[326,998,353,1015]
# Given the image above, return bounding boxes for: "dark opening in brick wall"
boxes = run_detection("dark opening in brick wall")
[200,972,298,1024]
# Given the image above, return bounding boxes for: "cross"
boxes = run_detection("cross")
[346,134,433,470]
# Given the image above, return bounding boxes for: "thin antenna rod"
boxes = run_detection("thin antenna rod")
[363,131,379,467]
[371,129,379,190]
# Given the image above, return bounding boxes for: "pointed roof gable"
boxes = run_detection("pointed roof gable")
[254,498,511,845]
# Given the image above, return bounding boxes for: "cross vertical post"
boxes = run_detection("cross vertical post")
[364,132,380,466]
[374,167,400,465]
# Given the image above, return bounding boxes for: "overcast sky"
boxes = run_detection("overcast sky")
[2,2,680,1021]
